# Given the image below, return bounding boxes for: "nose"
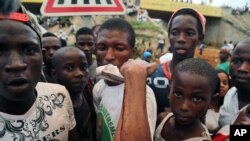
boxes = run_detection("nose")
[105,48,115,61]
[220,81,225,88]
[75,68,85,78]
[238,61,250,73]
[83,46,91,52]
[177,32,187,43]
[179,99,191,113]
[48,48,55,57]
[5,51,27,72]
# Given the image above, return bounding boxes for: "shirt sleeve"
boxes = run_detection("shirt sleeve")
[146,85,157,140]
[63,86,76,130]
[218,87,238,127]
[93,80,105,112]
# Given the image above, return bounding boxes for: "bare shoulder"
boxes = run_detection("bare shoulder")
[156,111,169,127]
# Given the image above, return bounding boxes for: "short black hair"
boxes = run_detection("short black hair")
[173,58,219,93]
[75,27,94,41]
[42,32,57,38]
[98,18,135,48]
[168,8,203,36]
[42,32,63,46]
[52,47,86,69]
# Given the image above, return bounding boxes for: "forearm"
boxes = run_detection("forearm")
[115,70,151,141]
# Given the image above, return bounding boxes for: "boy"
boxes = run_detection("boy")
[0,5,79,141]
[93,18,157,141]
[147,8,206,114]
[155,58,218,141]
[75,27,97,82]
[42,32,62,82]
[52,47,93,140]
[219,37,250,127]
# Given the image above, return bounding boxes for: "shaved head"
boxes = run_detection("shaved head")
[52,47,86,69]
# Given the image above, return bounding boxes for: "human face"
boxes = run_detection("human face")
[230,42,250,91]
[96,29,136,68]
[219,51,229,61]
[42,36,61,67]
[76,34,95,64]
[169,71,212,125]
[169,15,202,60]
[217,72,230,96]
[0,20,42,101]
[54,50,88,95]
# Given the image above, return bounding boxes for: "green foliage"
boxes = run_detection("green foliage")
[129,20,163,34]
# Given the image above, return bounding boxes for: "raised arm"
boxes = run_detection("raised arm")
[114,59,155,141]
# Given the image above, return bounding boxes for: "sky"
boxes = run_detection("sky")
[192,0,250,9]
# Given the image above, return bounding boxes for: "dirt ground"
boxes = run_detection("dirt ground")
[195,46,220,68]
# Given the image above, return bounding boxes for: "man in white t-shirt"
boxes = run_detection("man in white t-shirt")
[94,18,157,141]
[0,5,80,141]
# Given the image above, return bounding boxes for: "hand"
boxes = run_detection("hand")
[120,59,147,78]
[120,59,158,77]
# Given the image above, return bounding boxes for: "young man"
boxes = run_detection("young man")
[93,18,157,141]
[52,47,94,140]
[42,32,62,83]
[219,37,250,127]
[0,5,79,141]
[75,27,97,82]
[147,8,206,114]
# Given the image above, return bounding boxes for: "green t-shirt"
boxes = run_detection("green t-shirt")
[216,61,230,74]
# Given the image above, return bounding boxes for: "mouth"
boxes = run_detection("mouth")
[175,114,190,123]
[6,77,30,93]
[72,80,87,87]
[234,76,249,83]
[175,48,187,54]
[220,89,225,95]
[8,78,28,86]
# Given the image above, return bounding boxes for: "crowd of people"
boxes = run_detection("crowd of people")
[0,1,250,141]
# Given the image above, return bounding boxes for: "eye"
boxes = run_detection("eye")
[23,47,37,55]
[115,46,125,52]
[222,80,228,85]
[187,31,196,36]
[87,42,94,46]
[80,64,88,73]
[171,30,179,36]
[231,58,242,65]
[66,64,74,72]
[192,96,203,103]
[173,92,182,98]
[96,45,106,51]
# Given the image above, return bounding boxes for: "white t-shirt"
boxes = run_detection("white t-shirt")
[88,60,97,81]
[219,87,238,127]
[0,82,76,141]
[93,79,157,141]
[159,53,173,64]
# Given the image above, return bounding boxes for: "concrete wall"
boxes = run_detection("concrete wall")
[204,17,221,47]
[204,8,249,48]
[217,20,248,47]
